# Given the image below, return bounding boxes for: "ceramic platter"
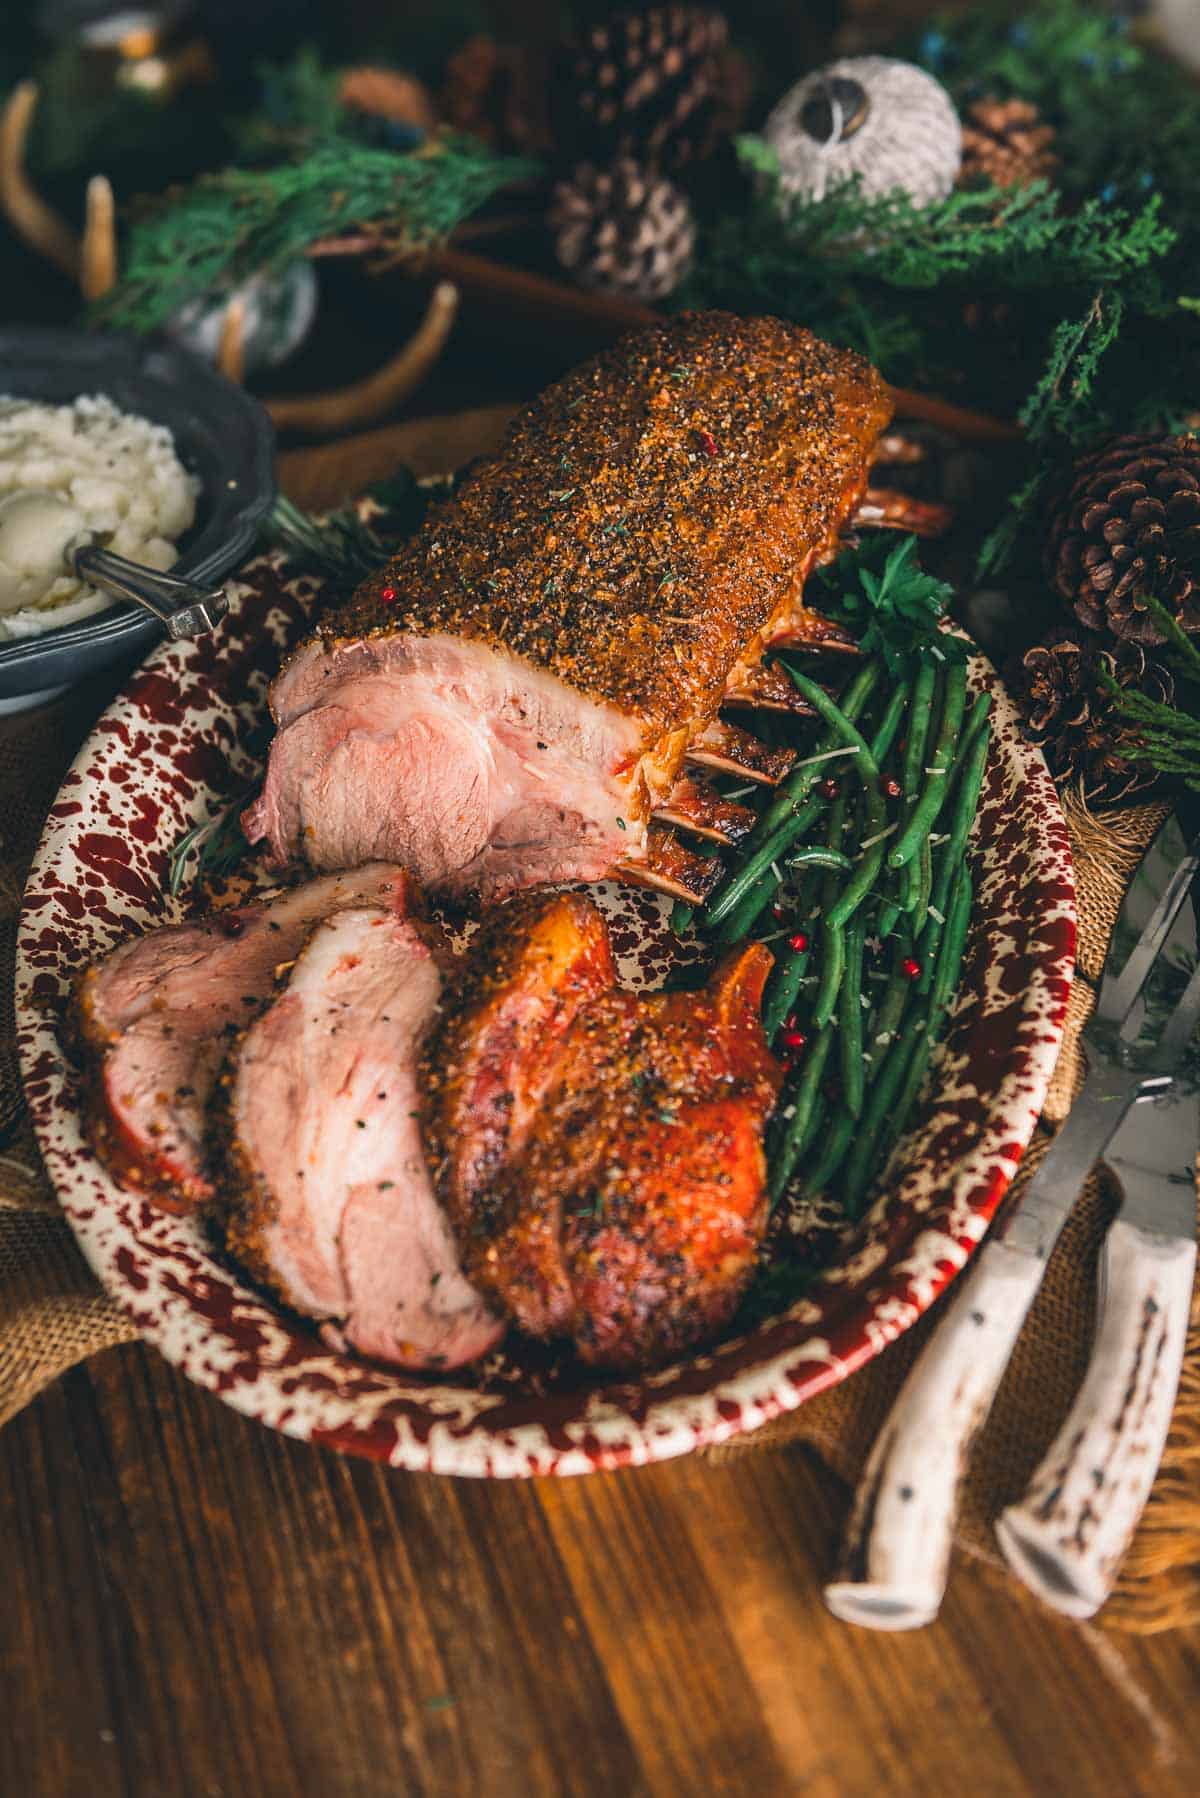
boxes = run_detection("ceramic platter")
[16,556,1076,1476]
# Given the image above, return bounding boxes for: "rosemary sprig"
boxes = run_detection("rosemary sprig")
[264,474,427,586]
[167,794,253,898]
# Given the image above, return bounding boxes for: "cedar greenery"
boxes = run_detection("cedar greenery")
[679,1,1200,584]
[94,134,540,335]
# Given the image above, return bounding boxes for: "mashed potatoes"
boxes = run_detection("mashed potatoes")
[0,394,200,640]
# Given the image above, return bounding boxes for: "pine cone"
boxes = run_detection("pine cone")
[1047,433,1200,646]
[550,159,695,302]
[440,34,552,156]
[1014,626,1173,803]
[555,5,730,170]
[958,95,1057,191]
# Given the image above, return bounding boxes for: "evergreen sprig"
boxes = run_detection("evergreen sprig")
[94,134,541,335]
[722,145,1174,297]
[1103,596,1200,793]
[265,479,428,587]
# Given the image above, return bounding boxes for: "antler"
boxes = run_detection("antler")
[81,175,117,301]
[262,281,460,436]
[1,82,119,301]
[0,81,81,279]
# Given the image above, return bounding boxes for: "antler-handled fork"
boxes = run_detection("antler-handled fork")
[824,816,1200,1630]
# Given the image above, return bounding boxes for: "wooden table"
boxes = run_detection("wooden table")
[4,423,1200,1798]
[5,1345,1200,1797]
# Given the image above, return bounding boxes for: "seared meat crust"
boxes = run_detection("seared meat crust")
[310,312,891,742]
[426,893,781,1370]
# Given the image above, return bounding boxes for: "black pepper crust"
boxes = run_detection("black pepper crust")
[314,312,892,740]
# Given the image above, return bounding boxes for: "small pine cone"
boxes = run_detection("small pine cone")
[958,95,1058,191]
[550,160,695,302]
[1014,625,1173,804]
[1047,433,1200,646]
[555,5,730,170]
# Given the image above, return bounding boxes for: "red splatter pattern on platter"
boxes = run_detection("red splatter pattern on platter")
[16,557,1075,1476]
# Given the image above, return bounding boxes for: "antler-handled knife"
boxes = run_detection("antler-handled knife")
[825,814,1200,1630]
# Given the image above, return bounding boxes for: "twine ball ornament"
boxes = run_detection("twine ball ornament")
[550,160,695,302]
[763,56,961,208]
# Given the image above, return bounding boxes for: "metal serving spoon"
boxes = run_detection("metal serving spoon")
[0,488,228,639]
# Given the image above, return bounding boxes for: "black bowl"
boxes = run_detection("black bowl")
[0,327,275,701]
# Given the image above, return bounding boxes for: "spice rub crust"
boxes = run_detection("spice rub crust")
[319,312,892,741]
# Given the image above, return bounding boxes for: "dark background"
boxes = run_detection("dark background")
[0,1,932,417]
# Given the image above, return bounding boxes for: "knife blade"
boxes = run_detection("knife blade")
[998,812,1199,1269]
[1109,1079,1200,1249]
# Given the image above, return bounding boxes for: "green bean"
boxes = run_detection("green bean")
[838,914,867,1118]
[812,918,845,1029]
[757,659,881,839]
[933,862,973,1018]
[881,866,974,1166]
[819,786,851,912]
[763,948,809,1041]
[704,802,821,928]
[806,1110,856,1190]
[782,665,881,778]
[870,679,912,767]
[877,1012,933,1169]
[887,660,968,870]
[899,850,922,914]
[714,847,853,945]
[892,660,937,912]
[916,830,933,925]
[902,659,937,797]
[957,690,994,765]
[839,1012,919,1215]
[706,660,886,932]
[877,897,902,939]
[710,872,776,946]
[769,1025,833,1205]
[825,680,912,932]
[917,714,991,995]
[866,928,915,1078]
[670,900,694,935]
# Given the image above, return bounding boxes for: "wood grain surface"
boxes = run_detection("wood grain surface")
[5,410,1199,1798]
[4,1343,1199,1797]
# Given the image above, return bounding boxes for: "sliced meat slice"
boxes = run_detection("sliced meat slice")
[423,890,617,1249]
[76,864,416,1213]
[221,901,501,1372]
[243,637,644,900]
[436,908,783,1370]
[517,946,780,1369]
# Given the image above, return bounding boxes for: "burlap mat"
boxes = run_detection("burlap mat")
[0,696,1196,1632]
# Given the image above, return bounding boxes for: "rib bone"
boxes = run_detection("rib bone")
[686,721,795,786]
[852,488,953,538]
[652,777,757,847]
[615,826,725,905]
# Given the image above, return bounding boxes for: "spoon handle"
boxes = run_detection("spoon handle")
[71,542,229,639]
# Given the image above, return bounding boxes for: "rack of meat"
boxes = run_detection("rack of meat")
[243,311,911,906]
[76,311,961,1376]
